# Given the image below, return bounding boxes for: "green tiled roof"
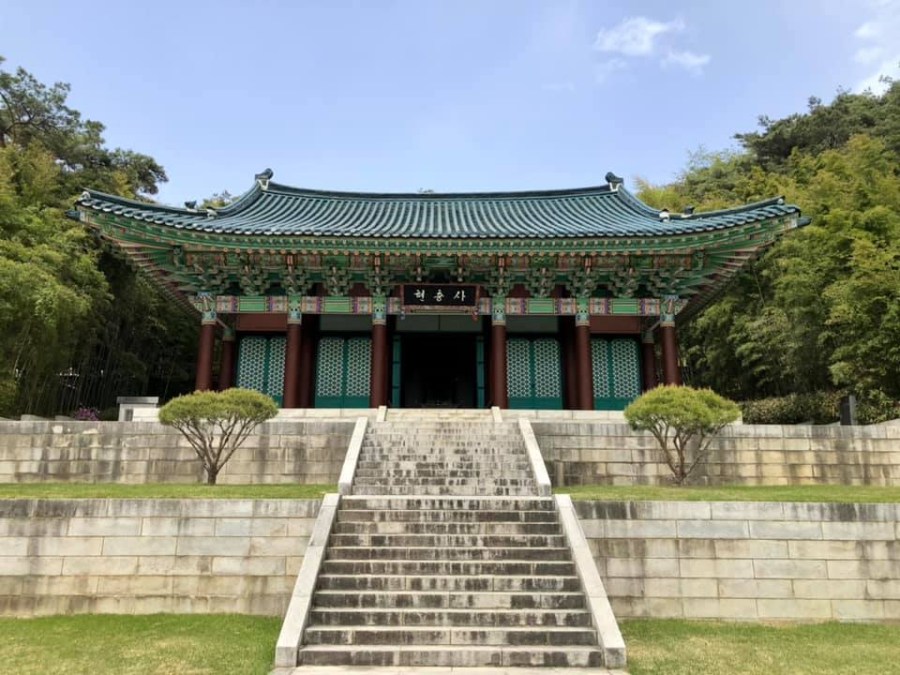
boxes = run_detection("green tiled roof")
[75,178,800,240]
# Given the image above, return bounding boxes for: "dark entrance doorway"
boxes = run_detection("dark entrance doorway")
[401,334,477,408]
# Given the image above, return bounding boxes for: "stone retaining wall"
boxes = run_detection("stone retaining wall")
[0,421,354,484]
[0,498,319,616]
[2,497,898,622]
[576,500,900,621]
[534,422,900,486]
[2,418,897,488]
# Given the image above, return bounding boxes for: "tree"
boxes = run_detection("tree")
[0,57,193,417]
[624,386,740,485]
[158,389,278,485]
[637,84,900,419]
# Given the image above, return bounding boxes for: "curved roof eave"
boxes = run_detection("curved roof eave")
[73,179,801,240]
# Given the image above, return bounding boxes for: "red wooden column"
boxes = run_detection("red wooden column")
[490,303,508,408]
[195,312,217,392]
[561,317,577,409]
[660,316,683,386]
[282,312,302,408]
[218,327,236,390]
[297,314,319,408]
[370,299,389,407]
[574,300,594,410]
[641,330,659,391]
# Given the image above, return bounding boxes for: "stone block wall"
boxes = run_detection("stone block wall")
[534,422,900,486]
[575,500,900,621]
[0,421,354,484]
[0,499,319,616]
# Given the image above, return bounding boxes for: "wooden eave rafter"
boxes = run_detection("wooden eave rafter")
[81,208,797,319]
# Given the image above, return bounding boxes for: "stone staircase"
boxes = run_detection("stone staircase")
[295,417,606,668]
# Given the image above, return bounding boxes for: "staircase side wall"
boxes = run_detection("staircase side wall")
[533,422,900,486]
[0,498,320,616]
[575,500,900,621]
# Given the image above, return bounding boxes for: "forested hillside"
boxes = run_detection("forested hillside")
[0,58,196,417]
[637,83,900,422]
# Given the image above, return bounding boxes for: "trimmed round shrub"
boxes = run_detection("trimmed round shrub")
[625,385,740,485]
[159,388,278,484]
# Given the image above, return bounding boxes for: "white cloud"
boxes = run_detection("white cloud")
[853,2,900,93]
[594,16,684,56]
[595,58,628,83]
[662,49,711,75]
[591,15,708,83]
[854,21,881,39]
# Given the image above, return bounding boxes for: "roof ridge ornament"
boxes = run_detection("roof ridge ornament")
[255,168,274,190]
[605,171,624,191]
[206,208,217,219]
[659,208,671,221]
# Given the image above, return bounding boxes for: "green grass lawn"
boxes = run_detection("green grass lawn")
[557,484,900,503]
[0,614,280,675]
[622,619,900,675]
[3,616,899,674]
[0,483,335,499]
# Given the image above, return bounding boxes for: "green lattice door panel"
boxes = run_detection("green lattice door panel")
[236,335,287,406]
[314,336,371,408]
[592,338,641,410]
[507,337,562,409]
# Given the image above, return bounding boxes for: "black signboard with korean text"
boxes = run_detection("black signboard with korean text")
[401,284,480,311]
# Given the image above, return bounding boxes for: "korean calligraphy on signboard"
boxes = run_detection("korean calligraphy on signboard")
[401,284,479,311]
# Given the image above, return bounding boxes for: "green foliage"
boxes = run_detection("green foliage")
[740,392,841,425]
[159,388,278,484]
[624,386,740,485]
[639,83,900,418]
[0,57,194,416]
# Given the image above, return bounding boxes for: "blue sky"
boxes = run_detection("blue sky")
[3,0,898,204]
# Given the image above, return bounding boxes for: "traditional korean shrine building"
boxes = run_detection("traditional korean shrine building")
[72,171,802,411]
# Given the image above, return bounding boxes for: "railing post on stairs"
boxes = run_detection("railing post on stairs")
[338,417,368,496]
[274,492,341,668]
[518,418,552,497]
[555,493,627,669]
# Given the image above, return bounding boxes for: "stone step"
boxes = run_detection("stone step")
[331,521,561,535]
[352,477,533,487]
[312,590,586,610]
[316,574,583,593]
[296,644,604,667]
[303,625,596,646]
[355,460,531,470]
[358,448,526,457]
[321,559,576,576]
[325,546,570,561]
[353,468,531,479]
[364,436,520,441]
[308,607,592,627]
[328,534,566,548]
[336,508,558,523]
[350,486,537,496]
[363,443,522,448]
[339,497,554,510]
